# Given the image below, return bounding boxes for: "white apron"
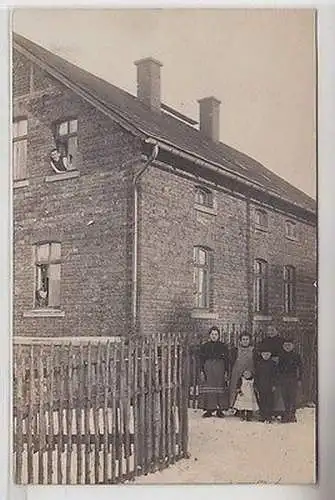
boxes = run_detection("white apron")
[234,377,259,411]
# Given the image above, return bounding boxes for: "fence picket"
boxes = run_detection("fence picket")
[132,341,139,477]
[93,344,101,484]
[166,333,172,464]
[27,344,34,483]
[111,345,117,483]
[14,348,23,483]
[171,334,178,464]
[118,341,125,481]
[102,342,110,483]
[138,338,145,475]
[124,341,132,479]
[153,335,160,470]
[66,344,73,484]
[160,339,166,466]
[38,348,46,483]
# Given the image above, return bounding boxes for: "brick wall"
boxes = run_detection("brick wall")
[138,165,250,338]
[250,203,316,335]
[138,164,316,339]
[13,50,316,342]
[13,52,141,338]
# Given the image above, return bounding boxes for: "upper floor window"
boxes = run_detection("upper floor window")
[193,246,213,309]
[285,220,297,240]
[50,119,78,173]
[13,118,28,180]
[254,209,268,231]
[195,186,213,209]
[284,265,296,314]
[34,242,61,309]
[254,259,268,314]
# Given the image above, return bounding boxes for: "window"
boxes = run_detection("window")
[285,220,297,240]
[195,187,213,208]
[34,242,61,308]
[254,209,268,230]
[13,118,28,180]
[193,246,213,308]
[51,119,78,172]
[284,265,296,314]
[253,259,268,314]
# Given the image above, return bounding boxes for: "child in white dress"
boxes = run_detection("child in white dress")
[233,369,259,421]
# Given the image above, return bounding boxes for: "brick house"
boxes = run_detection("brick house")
[12,33,317,342]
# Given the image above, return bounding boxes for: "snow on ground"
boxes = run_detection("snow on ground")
[137,407,316,485]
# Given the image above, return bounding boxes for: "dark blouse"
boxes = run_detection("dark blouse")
[199,341,229,371]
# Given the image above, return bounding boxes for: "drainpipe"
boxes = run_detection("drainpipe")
[132,141,159,333]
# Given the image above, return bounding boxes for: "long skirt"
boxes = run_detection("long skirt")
[272,384,285,415]
[199,359,228,411]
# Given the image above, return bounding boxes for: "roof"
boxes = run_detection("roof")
[13,32,316,216]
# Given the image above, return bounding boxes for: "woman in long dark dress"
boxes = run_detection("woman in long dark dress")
[198,326,229,418]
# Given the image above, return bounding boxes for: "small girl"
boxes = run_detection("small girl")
[233,370,259,421]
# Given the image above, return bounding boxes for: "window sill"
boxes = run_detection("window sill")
[285,235,298,242]
[23,309,65,318]
[13,179,29,189]
[254,224,268,233]
[191,309,219,320]
[253,315,272,321]
[282,316,299,322]
[45,170,80,183]
[194,203,217,216]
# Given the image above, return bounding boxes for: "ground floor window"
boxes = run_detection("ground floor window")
[34,242,61,308]
[253,259,268,314]
[193,246,213,308]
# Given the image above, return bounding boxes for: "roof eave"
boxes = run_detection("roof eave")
[14,37,316,220]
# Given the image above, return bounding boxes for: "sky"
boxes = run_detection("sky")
[13,8,316,198]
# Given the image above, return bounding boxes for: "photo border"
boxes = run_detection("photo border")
[1,2,334,499]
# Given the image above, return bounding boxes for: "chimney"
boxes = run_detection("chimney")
[134,57,163,112]
[198,96,221,142]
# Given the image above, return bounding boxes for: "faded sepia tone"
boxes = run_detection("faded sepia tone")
[13,8,316,198]
[12,8,316,485]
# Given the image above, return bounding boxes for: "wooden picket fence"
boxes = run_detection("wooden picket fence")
[188,322,317,409]
[13,334,189,484]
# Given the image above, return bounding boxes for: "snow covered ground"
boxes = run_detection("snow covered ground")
[136,407,316,485]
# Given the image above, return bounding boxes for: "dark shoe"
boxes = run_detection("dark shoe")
[202,411,213,418]
[216,410,225,418]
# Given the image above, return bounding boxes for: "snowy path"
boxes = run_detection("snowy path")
[136,407,316,484]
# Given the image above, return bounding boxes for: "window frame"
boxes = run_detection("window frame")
[34,241,62,309]
[253,259,269,314]
[13,117,28,181]
[285,220,298,240]
[283,265,296,315]
[193,246,213,309]
[254,208,268,231]
[52,118,79,172]
[195,186,214,209]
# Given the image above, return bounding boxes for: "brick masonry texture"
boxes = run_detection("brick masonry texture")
[13,51,140,338]
[13,50,317,340]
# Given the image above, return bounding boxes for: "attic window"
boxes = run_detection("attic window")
[195,186,213,208]
[285,220,297,240]
[50,119,78,173]
[254,209,268,231]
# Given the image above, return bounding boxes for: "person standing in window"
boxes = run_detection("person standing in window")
[198,326,229,418]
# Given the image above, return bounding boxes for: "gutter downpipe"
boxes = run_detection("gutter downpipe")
[132,141,159,334]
